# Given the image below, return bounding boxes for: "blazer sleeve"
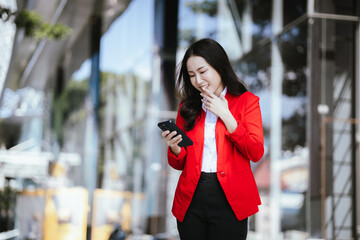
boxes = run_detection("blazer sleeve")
[167,103,187,170]
[225,92,264,162]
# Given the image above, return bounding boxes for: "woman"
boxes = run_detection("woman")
[161,38,264,240]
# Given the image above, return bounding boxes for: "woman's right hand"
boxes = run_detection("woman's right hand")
[161,130,182,156]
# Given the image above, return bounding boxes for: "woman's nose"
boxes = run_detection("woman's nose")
[196,74,203,84]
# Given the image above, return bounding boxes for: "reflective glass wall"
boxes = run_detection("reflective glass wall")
[99,0,153,235]
[306,1,359,239]
[177,0,359,239]
[309,17,357,239]
[49,0,359,238]
[278,21,307,235]
[315,0,358,16]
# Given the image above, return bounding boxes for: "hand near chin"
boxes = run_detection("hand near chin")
[201,88,238,133]
[200,88,229,118]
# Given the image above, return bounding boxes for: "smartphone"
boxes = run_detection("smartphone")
[157,120,193,147]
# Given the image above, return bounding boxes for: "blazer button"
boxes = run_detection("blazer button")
[220,172,226,177]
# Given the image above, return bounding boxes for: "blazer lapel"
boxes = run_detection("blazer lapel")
[216,92,232,170]
[193,110,206,172]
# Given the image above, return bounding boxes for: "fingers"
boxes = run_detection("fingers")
[171,135,183,147]
[161,130,182,147]
[169,133,182,146]
[161,130,170,137]
[203,87,213,95]
[200,89,214,99]
[200,93,211,104]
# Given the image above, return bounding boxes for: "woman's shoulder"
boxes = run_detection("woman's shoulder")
[228,91,259,102]
[242,91,259,101]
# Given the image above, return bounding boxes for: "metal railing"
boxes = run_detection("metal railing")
[321,117,359,240]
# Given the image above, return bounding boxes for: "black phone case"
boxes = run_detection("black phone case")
[157,120,193,147]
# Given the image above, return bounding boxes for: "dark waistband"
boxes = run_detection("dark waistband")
[199,172,217,182]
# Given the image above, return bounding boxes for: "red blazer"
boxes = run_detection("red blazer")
[168,91,264,222]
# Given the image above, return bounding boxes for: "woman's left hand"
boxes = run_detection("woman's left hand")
[201,88,238,133]
[200,89,229,118]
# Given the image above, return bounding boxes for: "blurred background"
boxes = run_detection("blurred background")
[0,0,359,239]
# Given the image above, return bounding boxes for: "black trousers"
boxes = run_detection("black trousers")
[177,172,248,240]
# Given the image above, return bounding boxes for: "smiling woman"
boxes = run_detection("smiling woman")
[176,39,249,131]
[161,38,264,240]
[187,56,223,97]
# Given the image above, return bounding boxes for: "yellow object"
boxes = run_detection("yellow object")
[57,223,81,240]
[91,225,113,240]
[51,162,66,177]
[43,196,59,240]
[121,199,131,232]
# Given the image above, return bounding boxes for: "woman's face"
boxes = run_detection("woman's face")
[186,55,224,97]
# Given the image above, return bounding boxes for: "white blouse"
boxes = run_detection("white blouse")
[201,87,227,173]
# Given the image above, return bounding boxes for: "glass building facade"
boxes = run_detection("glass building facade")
[0,0,359,239]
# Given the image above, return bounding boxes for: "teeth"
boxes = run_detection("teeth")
[201,86,207,90]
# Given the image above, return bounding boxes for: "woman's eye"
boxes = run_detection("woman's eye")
[189,75,195,78]
[200,71,206,74]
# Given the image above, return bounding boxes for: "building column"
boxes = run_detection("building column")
[270,0,283,239]
[355,19,360,240]
[306,17,323,238]
[147,0,179,235]
[83,6,102,236]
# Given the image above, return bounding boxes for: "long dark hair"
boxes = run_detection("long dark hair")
[176,38,248,130]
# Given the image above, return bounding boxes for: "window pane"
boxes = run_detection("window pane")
[230,0,272,46]
[279,22,307,152]
[98,0,153,214]
[178,0,218,47]
[283,0,307,26]
[278,22,308,235]
[315,0,358,16]
[311,18,356,239]
[252,0,272,43]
